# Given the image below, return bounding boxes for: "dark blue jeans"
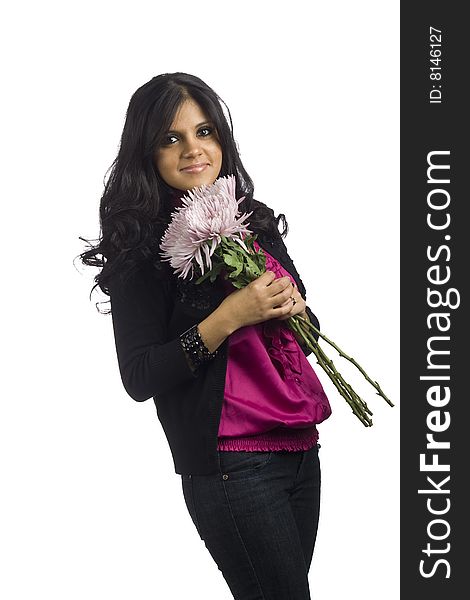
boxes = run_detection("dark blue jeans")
[181,443,321,599]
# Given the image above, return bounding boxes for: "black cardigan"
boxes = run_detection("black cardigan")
[108,228,320,475]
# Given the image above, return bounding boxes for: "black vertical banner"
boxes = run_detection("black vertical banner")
[401,2,467,598]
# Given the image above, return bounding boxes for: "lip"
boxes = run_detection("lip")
[180,163,209,173]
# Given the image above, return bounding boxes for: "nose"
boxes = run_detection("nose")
[181,134,203,158]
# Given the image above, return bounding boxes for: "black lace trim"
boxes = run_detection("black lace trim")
[175,276,219,311]
[180,323,218,371]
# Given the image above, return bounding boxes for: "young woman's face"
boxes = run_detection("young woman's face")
[154,98,223,191]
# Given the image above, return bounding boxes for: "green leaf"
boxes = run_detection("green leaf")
[231,280,245,289]
[245,255,261,276]
[223,252,241,268]
[229,263,243,278]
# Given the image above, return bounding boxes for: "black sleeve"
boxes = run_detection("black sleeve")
[108,267,198,402]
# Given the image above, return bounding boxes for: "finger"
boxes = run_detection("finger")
[272,283,297,304]
[276,300,304,320]
[272,302,295,319]
[279,298,295,308]
[267,275,292,295]
[262,270,277,284]
[266,273,290,283]
[276,290,305,314]
[252,270,276,289]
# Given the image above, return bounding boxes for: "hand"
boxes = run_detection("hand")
[275,281,308,321]
[218,270,304,332]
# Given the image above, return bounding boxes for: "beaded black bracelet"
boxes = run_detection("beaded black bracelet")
[179,323,218,371]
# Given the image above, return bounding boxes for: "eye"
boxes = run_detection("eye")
[198,126,213,137]
[162,134,179,146]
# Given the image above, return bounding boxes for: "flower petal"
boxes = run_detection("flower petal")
[159,175,253,280]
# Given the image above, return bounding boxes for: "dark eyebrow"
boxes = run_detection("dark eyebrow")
[166,121,214,134]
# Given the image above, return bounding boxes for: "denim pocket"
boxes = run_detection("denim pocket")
[218,450,273,481]
[181,475,203,539]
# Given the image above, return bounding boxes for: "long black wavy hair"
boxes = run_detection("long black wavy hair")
[78,72,288,309]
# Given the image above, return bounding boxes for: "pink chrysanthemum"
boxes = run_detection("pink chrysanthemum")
[159,175,253,279]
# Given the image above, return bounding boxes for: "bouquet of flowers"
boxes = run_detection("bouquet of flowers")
[159,175,393,426]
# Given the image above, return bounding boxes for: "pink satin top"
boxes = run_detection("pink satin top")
[216,240,332,451]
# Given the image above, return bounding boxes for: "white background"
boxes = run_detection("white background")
[1,1,399,598]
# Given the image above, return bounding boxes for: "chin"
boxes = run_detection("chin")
[182,174,219,190]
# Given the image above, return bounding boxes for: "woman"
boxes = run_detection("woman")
[80,72,332,600]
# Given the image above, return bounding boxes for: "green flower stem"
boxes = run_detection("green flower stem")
[287,317,373,427]
[295,315,394,408]
[312,334,373,427]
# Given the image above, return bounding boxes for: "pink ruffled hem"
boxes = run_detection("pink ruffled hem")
[217,426,319,452]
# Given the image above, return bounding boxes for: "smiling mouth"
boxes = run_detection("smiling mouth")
[181,163,209,174]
